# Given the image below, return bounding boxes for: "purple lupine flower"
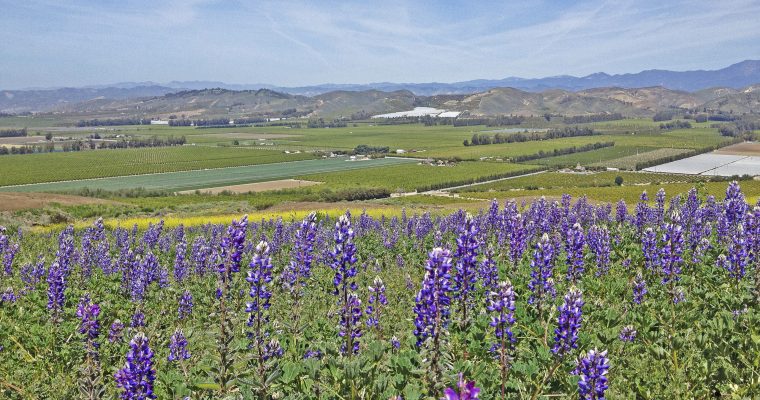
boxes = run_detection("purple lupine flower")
[619,325,637,343]
[443,373,481,400]
[115,332,156,400]
[413,247,453,346]
[173,238,188,283]
[131,311,145,328]
[641,228,658,271]
[304,349,323,359]
[488,279,516,394]
[588,225,610,276]
[391,336,401,350]
[615,200,627,224]
[654,188,666,226]
[168,329,190,362]
[76,293,102,398]
[339,293,363,355]
[660,220,684,288]
[1,287,17,303]
[76,295,101,344]
[178,290,193,320]
[191,236,209,276]
[573,349,610,400]
[331,213,362,355]
[20,258,46,290]
[673,288,686,304]
[46,261,66,322]
[552,287,583,357]
[528,233,556,308]
[246,241,275,362]
[634,191,650,232]
[109,320,125,343]
[263,338,284,361]
[366,276,387,330]
[453,215,480,327]
[281,212,318,294]
[632,272,647,305]
[565,223,585,283]
[723,181,748,229]
[479,247,499,290]
[2,242,18,277]
[217,215,248,280]
[721,224,749,280]
[507,213,528,264]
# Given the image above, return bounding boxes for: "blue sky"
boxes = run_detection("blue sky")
[1,0,758,89]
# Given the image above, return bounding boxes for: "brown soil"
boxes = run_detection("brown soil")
[177,179,321,195]
[0,192,116,211]
[714,142,760,156]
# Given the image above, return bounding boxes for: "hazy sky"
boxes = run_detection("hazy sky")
[1,0,759,89]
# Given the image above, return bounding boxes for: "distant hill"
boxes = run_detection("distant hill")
[0,85,177,113]
[148,60,760,95]
[1,60,759,116]
[15,84,757,120]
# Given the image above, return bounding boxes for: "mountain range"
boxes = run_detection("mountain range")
[1,60,759,116]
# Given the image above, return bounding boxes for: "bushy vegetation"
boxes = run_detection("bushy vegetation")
[659,121,692,130]
[76,118,152,127]
[511,141,614,163]
[2,184,760,398]
[465,127,597,147]
[0,128,27,137]
[563,113,624,124]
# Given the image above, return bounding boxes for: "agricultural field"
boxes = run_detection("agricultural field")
[589,148,693,170]
[459,179,760,205]
[1,184,759,398]
[0,146,316,187]
[297,161,542,193]
[0,157,417,193]
[457,171,711,192]
[644,153,760,177]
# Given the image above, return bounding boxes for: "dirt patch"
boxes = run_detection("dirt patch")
[0,192,116,211]
[0,136,48,145]
[196,132,299,140]
[177,179,321,195]
[715,142,760,156]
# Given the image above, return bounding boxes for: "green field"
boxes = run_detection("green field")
[298,161,542,192]
[0,157,417,193]
[459,180,760,204]
[0,118,746,220]
[0,146,315,186]
[456,171,711,192]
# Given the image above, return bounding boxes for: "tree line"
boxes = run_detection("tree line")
[464,126,597,146]
[76,118,151,127]
[0,128,27,137]
[0,135,186,157]
[659,121,692,130]
[563,113,624,124]
[169,118,230,127]
[510,141,615,163]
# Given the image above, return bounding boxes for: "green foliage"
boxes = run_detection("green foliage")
[2,213,760,398]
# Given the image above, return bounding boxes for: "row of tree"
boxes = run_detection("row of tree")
[76,118,151,127]
[353,144,389,155]
[511,141,615,163]
[169,118,230,127]
[659,121,692,130]
[0,128,27,137]
[464,126,597,146]
[563,113,624,124]
[307,119,348,128]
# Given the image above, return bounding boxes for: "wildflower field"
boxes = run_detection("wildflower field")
[1,183,760,399]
